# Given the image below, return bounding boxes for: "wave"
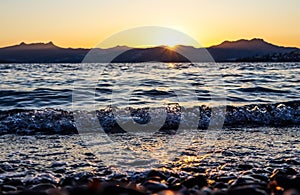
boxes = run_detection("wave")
[0,88,72,110]
[237,86,289,93]
[0,101,299,135]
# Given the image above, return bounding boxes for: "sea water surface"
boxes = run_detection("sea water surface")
[0,62,300,133]
[0,62,299,172]
[0,62,299,110]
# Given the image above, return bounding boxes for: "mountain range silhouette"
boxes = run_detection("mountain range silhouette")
[0,38,299,63]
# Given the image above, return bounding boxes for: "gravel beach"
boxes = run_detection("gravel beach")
[0,127,299,194]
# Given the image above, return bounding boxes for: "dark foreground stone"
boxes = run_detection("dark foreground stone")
[1,167,299,195]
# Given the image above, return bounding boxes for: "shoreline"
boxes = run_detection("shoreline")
[0,128,299,194]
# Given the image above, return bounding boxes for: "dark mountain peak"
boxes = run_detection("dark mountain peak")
[247,38,276,47]
[209,38,299,56]
[5,41,60,50]
[250,38,264,42]
[108,45,125,49]
[102,45,131,52]
[207,38,299,62]
[46,41,55,46]
[174,45,197,49]
[212,38,272,49]
[111,46,190,63]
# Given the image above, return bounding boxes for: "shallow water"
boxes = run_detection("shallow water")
[0,127,299,175]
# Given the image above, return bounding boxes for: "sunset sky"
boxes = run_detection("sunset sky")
[1,0,299,48]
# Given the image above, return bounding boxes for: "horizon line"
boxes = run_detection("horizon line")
[1,37,299,50]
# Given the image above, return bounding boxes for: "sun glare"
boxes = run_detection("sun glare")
[158,36,183,48]
[149,28,198,48]
[98,26,200,49]
[166,45,178,50]
[167,63,175,68]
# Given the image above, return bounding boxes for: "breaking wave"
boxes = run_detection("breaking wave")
[0,101,299,135]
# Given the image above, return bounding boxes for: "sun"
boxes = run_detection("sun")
[147,27,197,48]
[98,26,200,48]
[165,44,178,50]
[135,36,182,48]
[157,36,182,48]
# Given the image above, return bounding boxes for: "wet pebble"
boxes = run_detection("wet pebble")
[2,178,23,186]
[29,183,56,191]
[84,152,94,156]
[71,171,93,185]
[213,182,229,189]
[50,161,66,168]
[23,173,58,185]
[0,168,5,173]
[0,162,14,171]
[181,174,207,188]
[250,174,269,183]
[1,185,18,192]
[283,189,300,195]
[143,180,168,192]
[146,170,168,180]
[166,176,180,186]
[59,176,78,187]
[216,175,237,183]
[230,175,262,187]
[228,185,268,195]
[237,164,254,170]
[52,167,66,174]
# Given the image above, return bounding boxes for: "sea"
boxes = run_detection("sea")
[0,62,299,172]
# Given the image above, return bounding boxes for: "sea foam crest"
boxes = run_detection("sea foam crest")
[0,101,299,135]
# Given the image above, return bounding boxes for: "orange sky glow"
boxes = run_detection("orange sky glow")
[0,0,299,48]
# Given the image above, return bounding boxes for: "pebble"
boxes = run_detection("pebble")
[146,170,168,180]
[283,189,300,195]
[216,175,237,183]
[50,161,67,168]
[213,182,229,189]
[228,185,268,195]
[237,164,254,170]
[166,176,179,186]
[59,176,78,187]
[0,169,299,195]
[230,175,260,187]
[143,180,168,192]
[250,174,269,182]
[181,174,207,188]
[1,184,18,192]
[29,183,56,191]
[84,152,94,156]
[199,186,213,195]
[53,167,66,174]
[157,190,178,195]
[0,144,299,195]
[2,178,23,186]
[71,171,93,185]
[0,162,14,171]
[23,173,58,185]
